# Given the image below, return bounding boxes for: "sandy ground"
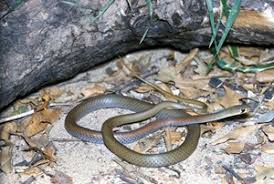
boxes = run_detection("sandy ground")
[1,49,274,184]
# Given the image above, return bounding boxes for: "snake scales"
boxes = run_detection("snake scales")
[65,94,251,167]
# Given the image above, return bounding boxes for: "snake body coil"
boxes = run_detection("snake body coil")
[65,94,251,167]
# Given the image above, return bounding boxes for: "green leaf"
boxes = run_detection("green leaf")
[145,0,153,17]
[220,0,230,17]
[139,28,149,44]
[229,45,239,58]
[215,0,241,54]
[217,59,274,73]
[90,0,115,23]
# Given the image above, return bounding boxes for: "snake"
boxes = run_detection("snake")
[65,94,251,167]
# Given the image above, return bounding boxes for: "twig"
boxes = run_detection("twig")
[0,102,74,124]
[21,176,36,184]
[162,166,181,178]
[122,62,207,112]
[177,48,199,73]
[164,128,172,151]
[110,66,159,93]
[0,109,35,124]
[222,164,246,184]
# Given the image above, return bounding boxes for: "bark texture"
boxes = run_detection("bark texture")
[0,0,274,110]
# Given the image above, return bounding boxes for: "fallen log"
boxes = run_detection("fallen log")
[0,0,274,110]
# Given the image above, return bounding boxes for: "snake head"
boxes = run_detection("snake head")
[240,104,253,114]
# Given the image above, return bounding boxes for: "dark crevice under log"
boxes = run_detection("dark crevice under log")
[0,0,274,110]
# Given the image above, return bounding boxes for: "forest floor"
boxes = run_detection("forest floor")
[1,48,274,184]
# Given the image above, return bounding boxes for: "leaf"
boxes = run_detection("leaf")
[216,86,243,108]
[194,58,209,76]
[256,111,274,123]
[255,165,274,182]
[0,146,12,173]
[215,0,241,54]
[81,83,106,98]
[164,129,184,151]
[134,84,153,93]
[239,47,263,58]
[157,49,200,82]
[224,142,245,154]
[256,69,274,83]
[262,125,274,142]
[50,171,73,184]
[20,166,42,176]
[174,77,211,99]
[261,144,274,154]
[176,48,199,73]
[211,125,257,145]
[43,144,56,162]
[0,122,17,143]
[157,66,178,82]
[205,0,217,48]
[228,45,239,58]
[265,101,274,110]
[43,87,63,100]
[174,76,210,90]
[90,0,115,23]
[179,86,203,99]
[139,28,149,45]
[133,135,162,153]
[145,0,153,17]
[21,109,61,137]
[135,82,173,96]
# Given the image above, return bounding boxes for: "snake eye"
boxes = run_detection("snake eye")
[241,108,246,113]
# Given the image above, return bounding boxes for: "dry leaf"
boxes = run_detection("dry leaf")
[136,81,172,94]
[133,135,162,153]
[81,83,106,98]
[236,56,258,66]
[194,59,208,76]
[156,82,172,94]
[42,93,51,103]
[174,76,211,99]
[242,83,254,91]
[163,129,184,151]
[133,142,142,153]
[135,84,153,93]
[239,47,262,58]
[21,109,61,137]
[42,144,56,162]
[169,131,183,144]
[261,144,274,154]
[176,48,199,73]
[216,86,243,108]
[164,128,174,151]
[174,76,209,90]
[262,125,274,142]
[201,123,225,135]
[157,66,178,82]
[44,87,63,100]
[178,86,202,99]
[0,146,12,173]
[211,125,257,145]
[255,165,274,182]
[256,111,274,123]
[20,166,42,176]
[50,171,73,184]
[265,101,274,110]
[207,103,224,113]
[256,69,274,83]
[0,122,17,143]
[224,142,245,154]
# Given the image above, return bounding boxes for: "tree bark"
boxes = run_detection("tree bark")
[0,0,274,110]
